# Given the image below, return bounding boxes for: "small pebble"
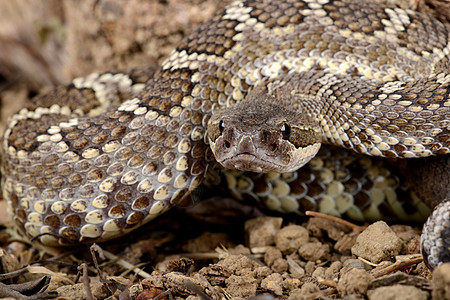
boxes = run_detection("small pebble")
[286,256,305,278]
[275,224,309,253]
[343,258,368,270]
[225,274,257,298]
[351,221,402,263]
[324,261,343,279]
[281,277,302,293]
[288,288,303,300]
[300,282,319,294]
[298,241,330,261]
[254,266,272,279]
[432,263,450,300]
[368,285,429,300]
[261,273,284,296]
[245,217,283,248]
[264,247,283,267]
[306,217,349,240]
[305,261,316,275]
[311,266,326,279]
[337,267,373,296]
[271,257,288,273]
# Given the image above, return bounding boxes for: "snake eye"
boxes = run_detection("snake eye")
[218,120,225,134]
[281,123,290,140]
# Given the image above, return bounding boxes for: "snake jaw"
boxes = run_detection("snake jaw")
[224,153,272,173]
[217,144,322,173]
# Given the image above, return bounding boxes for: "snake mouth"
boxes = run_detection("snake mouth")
[220,153,285,173]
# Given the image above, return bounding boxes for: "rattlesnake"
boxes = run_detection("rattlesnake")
[1,0,449,270]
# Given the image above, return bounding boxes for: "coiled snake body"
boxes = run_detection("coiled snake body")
[1,0,449,269]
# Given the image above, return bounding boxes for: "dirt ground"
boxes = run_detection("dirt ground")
[0,0,449,299]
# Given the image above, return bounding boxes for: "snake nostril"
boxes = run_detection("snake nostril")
[270,143,277,152]
[224,140,231,148]
[262,130,270,143]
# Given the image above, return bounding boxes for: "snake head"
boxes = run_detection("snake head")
[207,87,322,173]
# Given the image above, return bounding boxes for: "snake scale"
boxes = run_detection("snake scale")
[1,0,449,270]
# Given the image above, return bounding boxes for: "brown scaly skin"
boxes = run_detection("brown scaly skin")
[1,0,449,270]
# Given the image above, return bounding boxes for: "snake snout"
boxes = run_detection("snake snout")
[214,126,257,156]
[237,136,257,154]
[261,129,280,154]
[209,123,303,173]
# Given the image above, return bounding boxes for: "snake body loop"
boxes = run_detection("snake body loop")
[1,0,449,269]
